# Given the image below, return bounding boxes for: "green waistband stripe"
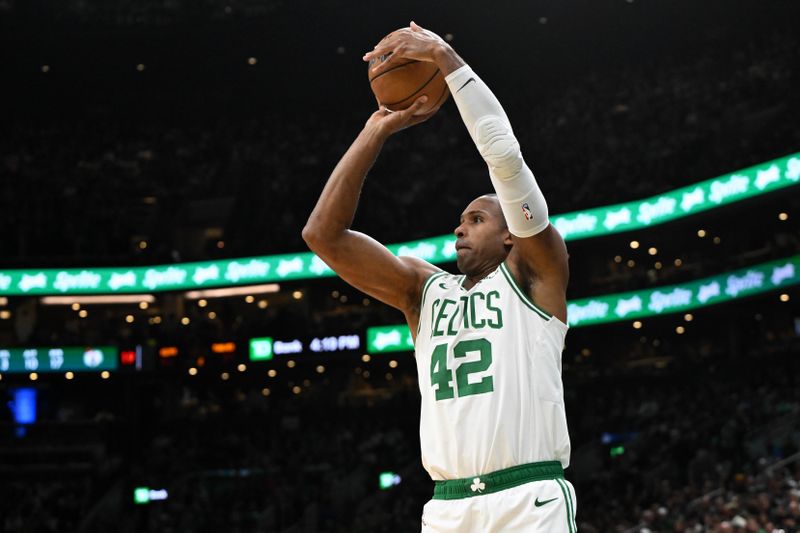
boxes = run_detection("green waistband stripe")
[432,461,564,500]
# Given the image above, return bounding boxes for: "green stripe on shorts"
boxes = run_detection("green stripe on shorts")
[555,478,576,532]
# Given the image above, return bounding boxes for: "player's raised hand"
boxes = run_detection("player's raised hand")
[363,21,450,77]
[365,95,436,137]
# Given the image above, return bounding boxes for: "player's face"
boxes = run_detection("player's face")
[454,196,512,276]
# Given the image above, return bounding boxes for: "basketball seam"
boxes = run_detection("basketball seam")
[429,81,449,110]
[368,60,421,83]
[382,67,441,107]
[408,80,449,114]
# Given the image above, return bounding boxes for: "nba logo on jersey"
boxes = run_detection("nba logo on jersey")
[521,203,533,220]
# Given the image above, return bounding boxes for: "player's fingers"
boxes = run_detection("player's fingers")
[367,45,406,76]
[398,95,428,119]
[367,105,385,122]
[363,33,403,62]
[410,21,424,32]
[363,44,389,62]
[364,48,396,78]
[364,26,419,61]
[408,109,436,126]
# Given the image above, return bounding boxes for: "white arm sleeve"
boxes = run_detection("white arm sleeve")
[445,65,549,237]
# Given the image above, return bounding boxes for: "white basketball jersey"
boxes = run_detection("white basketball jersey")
[414,262,571,480]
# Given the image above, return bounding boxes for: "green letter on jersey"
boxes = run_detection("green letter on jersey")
[430,343,455,400]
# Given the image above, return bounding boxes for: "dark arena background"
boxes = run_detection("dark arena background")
[2,0,800,531]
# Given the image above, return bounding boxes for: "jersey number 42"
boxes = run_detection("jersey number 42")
[430,338,494,401]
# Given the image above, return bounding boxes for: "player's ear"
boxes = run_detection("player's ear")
[502,229,513,246]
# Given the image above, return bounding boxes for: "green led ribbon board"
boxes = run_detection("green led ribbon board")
[551,153,799,241]
[367,325,415,354]
[0,153,797,296]
[366,255,800,352]
[0,346,118,373]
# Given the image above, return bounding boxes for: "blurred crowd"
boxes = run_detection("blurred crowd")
[3,252,794,532]
[1,17,798,267]
[571,353,800,531]
[2,1,800,532]
[2,320,798,532]
[0,480,91,533]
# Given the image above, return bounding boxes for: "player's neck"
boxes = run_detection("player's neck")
[463,263,501,289]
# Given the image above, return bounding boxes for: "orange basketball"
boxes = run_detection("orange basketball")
[368,36,449,115]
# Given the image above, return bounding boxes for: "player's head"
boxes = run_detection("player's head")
[454,194,512,276]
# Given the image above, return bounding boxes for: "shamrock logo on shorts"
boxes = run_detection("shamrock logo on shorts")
[470,477,485,493]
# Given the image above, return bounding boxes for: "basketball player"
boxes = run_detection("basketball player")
[302,22,576,532]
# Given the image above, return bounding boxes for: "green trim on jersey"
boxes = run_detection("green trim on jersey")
[418,271,448,338]
[432,461,564,500]
[421,271,448,310]
[499,262,552,320]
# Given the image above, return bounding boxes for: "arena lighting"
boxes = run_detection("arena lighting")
[120,350,136,366]
[134,488,169,505]
[379,472,402,490]
[184,284,280,299]
[610,446,626,458]
[568,255,799,327]
[0,297,7,306]
[40,295,156,305]
[0,155,796,296]
[158,346,178,358]
[366,254,800,351]
[211,342,236,354]
[249,338,273,361]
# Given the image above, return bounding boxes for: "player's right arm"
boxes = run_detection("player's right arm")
[302,98,440,325]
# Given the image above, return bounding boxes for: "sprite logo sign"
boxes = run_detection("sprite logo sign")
[367,254,800,349]
[366,326,414,353]
[0,154,796,296]
[550,153,799,240]
[566,256,798,326]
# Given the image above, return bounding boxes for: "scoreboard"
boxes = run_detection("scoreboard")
[0,346,118,373]
[249,333,362,361]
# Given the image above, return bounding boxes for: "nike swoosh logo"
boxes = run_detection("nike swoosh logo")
[534,497,558,507]
[456,77,475,93]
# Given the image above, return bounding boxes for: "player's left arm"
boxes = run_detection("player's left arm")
[367,22,569,322]
[442,52,569,323]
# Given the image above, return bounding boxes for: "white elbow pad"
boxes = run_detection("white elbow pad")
[474,116,523,180]
[475,117,549,237]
